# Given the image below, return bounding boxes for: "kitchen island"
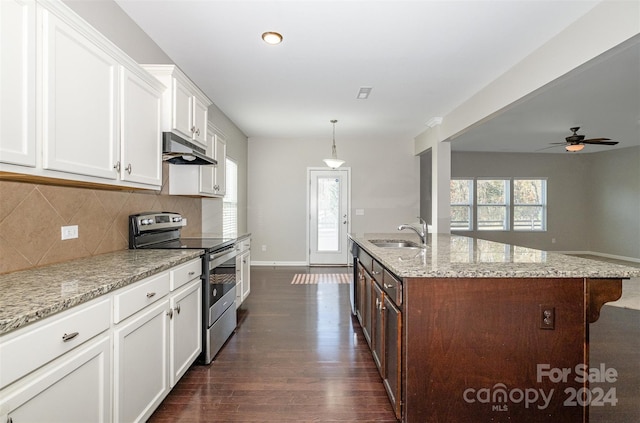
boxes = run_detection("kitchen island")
[349,233,640,423]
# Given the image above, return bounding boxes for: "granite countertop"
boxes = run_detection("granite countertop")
[350,233,640,279]
[0,249,203,336]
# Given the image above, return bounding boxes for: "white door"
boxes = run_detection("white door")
[309,168,350,265]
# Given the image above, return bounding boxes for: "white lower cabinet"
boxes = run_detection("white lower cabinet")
[169,279,202,387]
[0,334,111,423]
[114,298,170,423]
[235,238,251,307]
[0,259,203,423]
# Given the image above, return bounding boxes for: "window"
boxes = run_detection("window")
[450,179,473,230]
[450,178,546,232]
[477,179,509,231]
[513,179,546,231]
[222,158,238,238]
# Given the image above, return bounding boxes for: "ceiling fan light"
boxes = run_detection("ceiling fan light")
[566,144,584,152]
[323,158,345,169]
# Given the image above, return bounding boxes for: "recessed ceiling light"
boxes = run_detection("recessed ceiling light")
[262,31,283,45]
[357,87,372,100]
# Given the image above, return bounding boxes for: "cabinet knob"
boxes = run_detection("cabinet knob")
[113,161,121,172]
[146,292,156,298]
[125,164,132,174]
[167,309,174,319]
[174,304,181,314]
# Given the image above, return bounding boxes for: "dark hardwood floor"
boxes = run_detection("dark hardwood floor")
[149,267,639,422]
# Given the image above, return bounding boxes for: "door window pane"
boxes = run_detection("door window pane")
[317,177,340,251]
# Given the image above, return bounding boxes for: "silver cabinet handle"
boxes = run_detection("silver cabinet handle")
[372,270,381,275]
[146,292,156,298]
[125,164,132,174]
[196,128,200,136]
[62,332,79,342]
[174,304,181,314]
[113,161,121,172]
[384,283,394,289]
[191,126,196,133]
[167,309,173,319]
[188,271,195,276]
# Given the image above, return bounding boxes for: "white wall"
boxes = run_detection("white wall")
[587,146,640,260]
[450,148,640,260]
[248,136,419,264]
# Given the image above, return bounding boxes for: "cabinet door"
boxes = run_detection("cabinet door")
[120,67,162,186]
[192,95,208,146]
[169,279,202,387]
[213,134,226,196]
[40,7,119,179]
[199,129,216,194]
[371,281,384,374]
[172,77,193,140]
[235,250,250,307]
[0,0,36,167]
[114,299,170,423]
[383,296,402,420]
[1,335,111,423]
[241,250,250,302]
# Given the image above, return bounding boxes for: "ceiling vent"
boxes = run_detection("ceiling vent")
[357,87,372,100]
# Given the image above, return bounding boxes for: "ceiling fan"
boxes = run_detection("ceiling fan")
[549,127,618,152]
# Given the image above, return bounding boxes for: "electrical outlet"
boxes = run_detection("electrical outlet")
[61,225,78,240]
[182,218,187,226]
[261,245,267,252]
[540,305,555,330]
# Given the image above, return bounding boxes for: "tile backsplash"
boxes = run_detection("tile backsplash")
[0,169,201,274]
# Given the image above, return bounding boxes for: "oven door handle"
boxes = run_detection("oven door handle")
[209,247,237,268]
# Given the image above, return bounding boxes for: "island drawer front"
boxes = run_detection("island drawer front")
[358,249,373,273]
[113,272,170,324]
[371,260,384,279]
[0,297,111,389]
[170,258,202,291]
[382,269,402,306]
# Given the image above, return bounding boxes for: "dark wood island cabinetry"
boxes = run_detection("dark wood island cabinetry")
[350,234,638,423]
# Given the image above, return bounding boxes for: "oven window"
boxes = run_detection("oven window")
[209,257,236,302]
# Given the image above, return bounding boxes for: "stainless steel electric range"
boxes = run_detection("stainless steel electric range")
[129,211,237,364]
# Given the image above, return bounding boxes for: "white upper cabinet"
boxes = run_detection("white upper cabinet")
[40,5,120,180]
[213,130,226,196]
[0,0,36,167]
[143,65,211,149]
[0,0,164,190]
[120,67,162,186]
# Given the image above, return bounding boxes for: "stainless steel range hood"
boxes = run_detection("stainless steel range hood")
[162,132,217,165]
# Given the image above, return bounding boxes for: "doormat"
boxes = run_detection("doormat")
[291,273,352,285]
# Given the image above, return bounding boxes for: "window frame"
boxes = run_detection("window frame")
[450,177,547,233]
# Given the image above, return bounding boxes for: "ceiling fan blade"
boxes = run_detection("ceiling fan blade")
[548,142,567,145]
[582,140,619,145]
[582,137,611,142]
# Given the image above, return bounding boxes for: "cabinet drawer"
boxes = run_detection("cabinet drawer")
[113,272,170,323]
[382,269,402,306]
[371,260,384,280]
[235,238,250,254]
[0,297,110,389]
[170,258,202,291]
[358,249,373,274]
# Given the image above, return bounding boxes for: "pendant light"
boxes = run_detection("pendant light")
[323,119,345,169]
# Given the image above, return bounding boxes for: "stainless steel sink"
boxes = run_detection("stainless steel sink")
[370,239,423,249]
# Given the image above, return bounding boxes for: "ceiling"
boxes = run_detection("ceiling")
[115,0,639,153]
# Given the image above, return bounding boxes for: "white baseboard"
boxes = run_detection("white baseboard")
[251,261,309,267]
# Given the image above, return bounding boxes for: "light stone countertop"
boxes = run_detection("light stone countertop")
[0,249,203,336]
[350,233,640,279]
